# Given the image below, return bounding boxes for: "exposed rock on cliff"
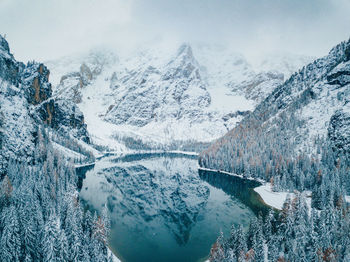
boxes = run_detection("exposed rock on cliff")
[0,35,90,174]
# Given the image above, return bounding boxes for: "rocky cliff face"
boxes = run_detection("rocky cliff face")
[0,37,22,86]
[327,60,350,87]
[104,44,211,127]
[0,35,90,174]
[326,60,350,154]
[47,43,312,150]
[230,71,284,103]
[328,109,350,154]
[47,49,118,103]
[22,61,90,143]
[21,62,51,105]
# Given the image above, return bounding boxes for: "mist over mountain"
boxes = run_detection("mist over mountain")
[1,1,350,262]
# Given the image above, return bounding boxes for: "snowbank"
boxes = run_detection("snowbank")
[108,248,121,262]
[254,183,312,211]
[345,195,350,203]
[167,150,199,156]
[198,167,313,211]
[254,184,291,210]
[198,167,264,182]
[74,162,95,169]
[52,142,86,160]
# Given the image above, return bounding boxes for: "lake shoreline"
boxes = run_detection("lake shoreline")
[79,153,261,262]
[197,166,282,210]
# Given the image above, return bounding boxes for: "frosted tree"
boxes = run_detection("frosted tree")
[0,206,22,262]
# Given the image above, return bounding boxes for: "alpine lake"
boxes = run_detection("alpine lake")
[77,153,270,262]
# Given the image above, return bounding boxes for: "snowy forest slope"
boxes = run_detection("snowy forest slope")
[202,38,350,262]
[0,35,113,262]
[199,37,350,192]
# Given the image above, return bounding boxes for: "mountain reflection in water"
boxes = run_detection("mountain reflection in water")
[79,153,269,262]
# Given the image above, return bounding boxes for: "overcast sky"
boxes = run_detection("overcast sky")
[0,0,349,62]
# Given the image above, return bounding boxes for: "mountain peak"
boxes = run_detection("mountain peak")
[345,39,350,61]
[176,43,193,58]
[0,35,10,53]
[163,43,201,81]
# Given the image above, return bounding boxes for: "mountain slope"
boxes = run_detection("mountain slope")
[47,44,312,151]
[105,44,211,126]
[0,35,91,174]
[199,37,350,190]
[0,35,113,262]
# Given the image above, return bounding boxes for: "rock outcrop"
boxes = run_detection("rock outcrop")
[231,71,284,103]
[21,62,51,105]
[0,36,21,86]
[0,35,90,174]
[105,44,211,127]
[50,49,118,104]
[328,109,350,154]
[327,61,350,87]
[46,42,313,149]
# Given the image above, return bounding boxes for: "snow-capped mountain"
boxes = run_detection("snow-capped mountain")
[46,43,313,151]
[199,37,350,176]
[105,44,211,126]
[0,35,91,174]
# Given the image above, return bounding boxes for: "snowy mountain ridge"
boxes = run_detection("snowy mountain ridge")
[199,37,350,181]
[46,43,313,151]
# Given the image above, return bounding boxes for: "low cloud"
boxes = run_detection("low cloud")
[1,0,349,62]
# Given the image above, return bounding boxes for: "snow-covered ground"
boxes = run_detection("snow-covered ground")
[254,183,312,211]
[52,142,86,159]
[253,184,291,210]
[108,248,121,262]
[198,167,264,183]
[78,67,130,151]
[198,167,313,211]
[166,150,199,156]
